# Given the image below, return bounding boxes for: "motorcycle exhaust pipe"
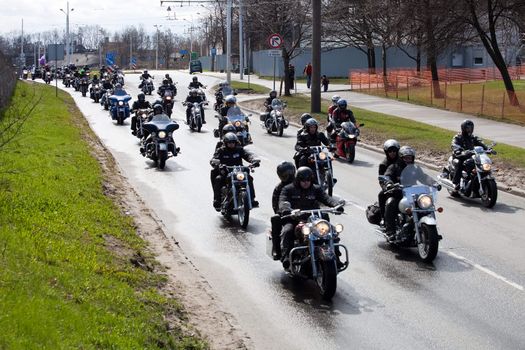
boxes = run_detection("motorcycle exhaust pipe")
[437,176,455,191]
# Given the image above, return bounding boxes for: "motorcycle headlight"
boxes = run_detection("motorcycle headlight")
[315,221,331,237]
[234,121,241,127]
[417,194,433,209]
[158,131,167,139]
[335,224,344,234]
[348,135,356,139]
[118,101,124,106]
[236,172,245,181]
[302,226,311,236]
[482,163,491,171]
[319,152,327,160]
[166,96,172,100]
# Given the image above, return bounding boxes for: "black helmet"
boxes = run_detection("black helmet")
[138,93,145,102]
[337,99,347,109]
[295,166,313,183]
[165,73,170,77]
[222,124,236,134]
[300,113,312,125]
[153,104,164,115]
[276,161,296,183]
[192,76,198,81]
[270,90,277,98]
[383,139,400,154]
[304,118,318,128]
[461,119,474,136]
[399,146,416,163]
[144,70,148,74]
[223,132,239,144]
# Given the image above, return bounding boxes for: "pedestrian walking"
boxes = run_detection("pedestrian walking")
[321,75,330,92]
[289,64,295,90]
[303,62,312,89]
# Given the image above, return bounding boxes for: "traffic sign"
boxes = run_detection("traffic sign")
[268,50,282,57]
[268,33,283,49]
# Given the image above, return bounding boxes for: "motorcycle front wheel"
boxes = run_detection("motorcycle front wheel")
[278,121,284,137]
[237,190,250,229]
[345,144,356,163]
[158,150,167,170]
[197,118,202,132]
[316,259,337,301]
[480,179,497,208]
[325,172,334,196]
[418,223,439,263]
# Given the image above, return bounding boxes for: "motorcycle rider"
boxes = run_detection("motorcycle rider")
[112,83,128,96]
[327,95,340,121]
[327,99,357,143]
[100,78,114,106]
[270,161,296,259]
[188,76,204,89]
[278,166,344,269]
[382,145,416,239]
[264,90,278,112]
[451,119,489,191]
[297,113,313,136]
[210,132,260,211]
[217,95,237,136]
[164,74,173,84]
[140,104,179,156]
[184,88,206,124]
[139,70,152,89]
[377,139,400,224]
[131,93,152,135]
[157,79,177,97]
[294,118,331,168]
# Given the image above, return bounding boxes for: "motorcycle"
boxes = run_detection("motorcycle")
[90,83,102,103]
[141,116,180,170]
[267,203,349,300]
[437,143,498,208]
[73,77,80,91]
[101,89,112,111]
[43,71,52,84]
[377,164,443,262]
[215,106,252,145]
[134,108,152,139]
[79,77,89,97]
[109,94,132,125]
[63,73,72,87]
[295,146,336,196]
[183,101,206,132]
[333,121,364,163]
[161,90,175,117]
[141,77,154,95]
[213,162,259,228]
[260,98,289,136]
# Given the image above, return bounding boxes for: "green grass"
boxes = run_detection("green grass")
[230,81,270,94]
[266,94,525,168]
[0,82,207,350]
[258,76,350,84]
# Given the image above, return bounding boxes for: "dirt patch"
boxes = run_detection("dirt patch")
[240,98,525,193]
[68,100,251,349]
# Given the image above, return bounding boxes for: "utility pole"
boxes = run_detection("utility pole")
[311,0,321,113]
[239,0,244,80]
[226,0,232,83]
[60,2,74,65]
[20,18,24,71]
[154,25,162,70]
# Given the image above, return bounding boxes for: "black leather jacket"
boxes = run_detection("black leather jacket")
[295,131,330,152]
[379,156,398,176]
[132,100,152,112]
[451,133,487,157]
[278,181,340,215]
[210,146,258,167]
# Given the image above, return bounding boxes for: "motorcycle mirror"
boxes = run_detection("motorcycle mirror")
[359,123,365,127]
[378,175,389,183]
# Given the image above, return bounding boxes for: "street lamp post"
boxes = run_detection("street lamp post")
[60,2,74,65]
[154,24,162,70]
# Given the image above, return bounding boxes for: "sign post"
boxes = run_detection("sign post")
[267,33,283,92]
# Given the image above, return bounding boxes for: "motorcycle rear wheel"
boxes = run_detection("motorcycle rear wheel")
[418,223,439,263]
[237,190,250,229]
[316,259,337,300]
[481,179,497,208]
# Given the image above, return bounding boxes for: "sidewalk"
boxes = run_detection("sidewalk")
[202,71,525,149]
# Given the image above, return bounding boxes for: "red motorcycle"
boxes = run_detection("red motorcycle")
[334,121,364,163]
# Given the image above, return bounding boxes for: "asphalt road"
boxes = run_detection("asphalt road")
[54,70,525,349]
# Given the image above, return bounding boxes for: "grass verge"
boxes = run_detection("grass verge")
[244,94,525,171]
[258,76,350,84]
[0,82,207,349]
[230,80,270,94]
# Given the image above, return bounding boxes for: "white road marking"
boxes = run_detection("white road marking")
[445,251,524,291]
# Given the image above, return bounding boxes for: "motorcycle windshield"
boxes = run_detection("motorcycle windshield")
[400,164,437,197]
[163,90,174,98]
[271,98,283,110]
[144,116,178,133]
[110,94,131,102]
[222,86,233,96]
[341,121,356,133]
[226,106,246,123]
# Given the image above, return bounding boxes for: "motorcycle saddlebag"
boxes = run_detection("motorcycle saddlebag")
[259,113,267,122]
[365,202,381,225]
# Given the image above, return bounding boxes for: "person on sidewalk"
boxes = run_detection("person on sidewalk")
[289,64,295,90]
[321,75,330,92]
[303,62,313,89]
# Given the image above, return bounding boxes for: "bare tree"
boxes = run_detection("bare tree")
[458,0,525,105]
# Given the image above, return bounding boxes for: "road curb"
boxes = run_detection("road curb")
[238,101,525,199]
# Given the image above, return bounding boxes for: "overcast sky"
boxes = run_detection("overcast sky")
[0,0,208,37]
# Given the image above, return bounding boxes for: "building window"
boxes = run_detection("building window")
[474,56,483,65]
